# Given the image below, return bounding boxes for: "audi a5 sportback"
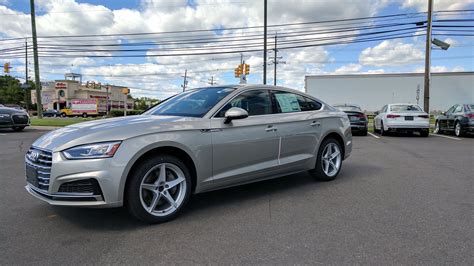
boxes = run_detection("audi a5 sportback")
[333,104,368,136]
[25,85,352,223]
[434,104,474,137]
[374,103,430,137]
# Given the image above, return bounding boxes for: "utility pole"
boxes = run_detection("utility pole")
[269,33,285,86]
[181,69,188,92]
[423,0,433,113]
[24,39,29,108]
[106,83,110,117]
[30,0,42,118]
[263,0,267,85]
[208,76,216,86]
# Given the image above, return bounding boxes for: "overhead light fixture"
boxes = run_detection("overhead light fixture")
[432,38,450,50]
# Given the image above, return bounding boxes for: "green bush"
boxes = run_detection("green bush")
[109,109,144,117]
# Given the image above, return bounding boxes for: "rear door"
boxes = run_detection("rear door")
[447,105,459,130]
[210,89,279,186]
[270,90,323,171]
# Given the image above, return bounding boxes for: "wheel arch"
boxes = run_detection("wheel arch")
[319,131,346,159]
[121,144,198,204]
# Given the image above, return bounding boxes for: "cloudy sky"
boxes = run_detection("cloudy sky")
[0,0,473,99]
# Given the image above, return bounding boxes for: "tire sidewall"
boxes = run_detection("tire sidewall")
[126,154,192,223]
[311,138,342,182]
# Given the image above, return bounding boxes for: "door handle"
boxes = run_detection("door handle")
[265,125,277,132]
[310,121,321,127]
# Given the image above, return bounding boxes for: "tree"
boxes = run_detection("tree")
[0,75,35,109]
[134,97,160,110]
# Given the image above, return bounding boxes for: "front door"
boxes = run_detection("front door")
[210,89,279,187]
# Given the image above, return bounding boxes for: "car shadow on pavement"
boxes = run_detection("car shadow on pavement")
[50,168,361,230]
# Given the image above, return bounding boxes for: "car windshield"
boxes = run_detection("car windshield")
[390,105,422,112]
[334,105,361,112]
[143,87,235,117]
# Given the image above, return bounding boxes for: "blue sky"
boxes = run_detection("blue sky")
[0,0,473,99]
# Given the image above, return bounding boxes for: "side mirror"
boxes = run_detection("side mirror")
[224,107,248,124]
[374,111,379,115]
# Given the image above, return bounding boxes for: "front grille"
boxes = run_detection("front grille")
[58,179,102,195]
[25,148,52,191]
[12,114,29,125]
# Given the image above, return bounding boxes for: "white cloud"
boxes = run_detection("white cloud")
[401,0,474,11]
[334,63,362,74]
[414,65,465,73]
[359,40,424,66]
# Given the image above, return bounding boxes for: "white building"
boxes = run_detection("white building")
[305,72,474,112]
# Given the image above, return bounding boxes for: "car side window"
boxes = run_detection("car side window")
[446,105,456,114]
[216,90,272,117]
[272,91,322,113]
[454,105,463,113]
[382,105,388,113]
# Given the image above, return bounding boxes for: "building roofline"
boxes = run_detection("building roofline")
[305,71,474,79]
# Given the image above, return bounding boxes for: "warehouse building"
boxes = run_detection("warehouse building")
[31,77,133,112]
[305,72,474,113]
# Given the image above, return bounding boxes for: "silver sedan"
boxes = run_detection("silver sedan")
[25,85,352,223]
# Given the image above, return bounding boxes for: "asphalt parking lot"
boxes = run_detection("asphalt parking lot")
[1,128,472,264]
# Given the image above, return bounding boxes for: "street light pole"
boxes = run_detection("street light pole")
[29,0,42,118]
[423,0,433,113]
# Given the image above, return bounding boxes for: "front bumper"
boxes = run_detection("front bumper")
[25,183,107,207]
[24,146,125,208]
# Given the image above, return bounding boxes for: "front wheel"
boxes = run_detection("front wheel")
[310,138,343,182]
[82,113,88,118]
[433,121,441,134]
[61,113,66,118]
[380,122,388,136]
[126,155,192,223]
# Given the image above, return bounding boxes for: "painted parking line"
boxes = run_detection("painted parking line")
[429,134,461,141]
[368,132,380,139]
[0,134,7,136]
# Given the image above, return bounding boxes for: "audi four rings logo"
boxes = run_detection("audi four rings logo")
[28,151,39,162]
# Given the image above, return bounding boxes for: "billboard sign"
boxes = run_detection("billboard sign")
[71,99,98,114]
[55,82,67,89]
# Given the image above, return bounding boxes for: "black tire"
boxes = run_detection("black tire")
[309,138,343,182]
[126,154,192,224]
[373,122,378,133]
[420,129,429,137]
[361,129,368,136]
[380,121,388,136]
[82,113,88,118]
[12,126,25,132]
[61,113,66,118]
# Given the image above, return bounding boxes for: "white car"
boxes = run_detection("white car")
[373,103,430,137]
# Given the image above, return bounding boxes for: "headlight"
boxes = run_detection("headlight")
[0,114,11,118]
[62,141,121,160]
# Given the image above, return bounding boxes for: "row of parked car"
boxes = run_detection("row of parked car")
[335,103,474,137]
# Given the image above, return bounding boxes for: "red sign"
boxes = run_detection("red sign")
[55,82,67,89]
[90,95,107,99]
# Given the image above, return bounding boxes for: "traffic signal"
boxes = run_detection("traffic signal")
[244,64,250,75]
[234,64,243,77]
[234,67,240,78]
[3,62,10,73]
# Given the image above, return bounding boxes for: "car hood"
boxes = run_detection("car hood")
[32,115,207,152]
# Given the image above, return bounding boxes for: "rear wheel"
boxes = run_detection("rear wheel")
[373,121,378,133]
[420,129,429,137]
[454,122,464,137]
[310,138,342,182]
[82,113,88,118]
[380,122,388,136]
[126,154,192,223]
[361,129,368,136]
[61,113,66,118]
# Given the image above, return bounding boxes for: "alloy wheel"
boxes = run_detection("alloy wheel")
[455,123,461,137]
[434,121,440,134]
[139,163,187,217]
[321,143,342,177]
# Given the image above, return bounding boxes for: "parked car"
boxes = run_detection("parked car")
[25,85,352,223]
[43,109,61,118]
[434,104,474,137]
[0,107,30,131]
[333,104,368,136]
[373,103,429,137]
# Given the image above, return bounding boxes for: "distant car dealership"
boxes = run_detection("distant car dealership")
[31,75,133,111]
